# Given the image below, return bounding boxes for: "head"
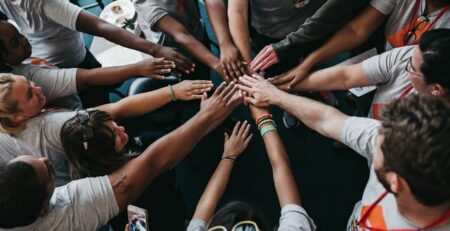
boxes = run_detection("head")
[373,94,450,207]
[60,110,133,179]
[0,19,32,67]
[0,73,46,132]
[208,201,268,231]
[407,29,450,97]
[0,155,56,228]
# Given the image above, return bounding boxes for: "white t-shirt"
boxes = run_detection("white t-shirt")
[13,110,76,186]
[12,63,81,110]
[340,117,450,231]
[0,0,85,67]
[187,204,316,231]
[362,46,417,119]
[0,133,39,163]
[370,0,450,50]
[3,176,120,231]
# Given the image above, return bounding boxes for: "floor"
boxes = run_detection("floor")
[78,1,370,230]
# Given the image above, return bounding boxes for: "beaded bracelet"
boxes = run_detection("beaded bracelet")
[256,114,273,125]
[257,119,276,130]
[167,85,177,101]
[260,124,277,137]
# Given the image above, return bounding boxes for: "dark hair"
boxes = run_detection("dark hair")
[208,201,269,230]
[0,161,47,228]
[419,29,450,93]
[60,110,135,179]
[380,94,450,206]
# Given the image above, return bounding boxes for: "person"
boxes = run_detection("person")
[0,82,241,230]
[134,0,227,81]
[187,107,316,231]
[269,29,450,119]
[249,0,370,73]
[0,0,193,72]
[238,76,450,230]
[0,18,176,110]
[272,0,450,88]
[0,72,213,185]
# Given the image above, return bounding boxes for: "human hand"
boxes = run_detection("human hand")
[268,64,310,90]
[220,42,248,81]
[172,80,214,100]
[237,74,280,107]
[250,44,279,72]
[138,58,176,79]
[200,82,241,121]
[223,121,252,157]
[152,45,195,75]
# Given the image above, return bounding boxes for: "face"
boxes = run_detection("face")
[106,120,129,153]
[0,22,32,65]
[9,75,46,122]
[406,48,435,94]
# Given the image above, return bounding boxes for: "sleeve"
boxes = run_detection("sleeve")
[369,0,397,15]
[43,111,76,153]
[273,0,370,62]
[13,64,78,102]
[278,204,316,231]
[67,176,120,230]
[186,219,208,231]
[134,0,169,29]
[361,46,411,85]
[339,117,380,164]
[42,0,83,30]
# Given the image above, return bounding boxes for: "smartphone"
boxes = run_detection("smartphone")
[127,205,149,231]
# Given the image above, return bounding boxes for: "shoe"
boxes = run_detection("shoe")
[282,110,300,129]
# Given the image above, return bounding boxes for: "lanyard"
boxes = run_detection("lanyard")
[356,190,450,231]
[400,85,414,98]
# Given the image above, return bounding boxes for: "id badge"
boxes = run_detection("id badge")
[294,0,309,8]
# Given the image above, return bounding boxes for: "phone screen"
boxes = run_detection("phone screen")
[127,205,149,231]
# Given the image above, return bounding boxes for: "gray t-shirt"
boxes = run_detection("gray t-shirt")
[370,0,450,50]
[362,46,416,119]
[340,117,450,231]
[12,63,81,110]
[0,0,85,67]
[2,176,120,231]
[13,110,76,186]
[0,133,39,163]
[250,0,327,39]
[187,204,316,231]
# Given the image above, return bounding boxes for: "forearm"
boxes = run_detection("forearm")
[111,111,220,210]
[274,91,348,140]
[95,86,172,120]
[76,64,141,90]
[192,158,234,221]
[205,0,234,47]
[228,2,251,62]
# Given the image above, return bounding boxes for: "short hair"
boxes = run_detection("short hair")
[208,201,268,230]
[419,29,450,93]
[0,14,8,68]
[0,73,22,133]
[61,110,135,179]
[380,94,450,206]
[0,161,47,228]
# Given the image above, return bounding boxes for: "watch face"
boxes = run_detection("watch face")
[293,0,310,8]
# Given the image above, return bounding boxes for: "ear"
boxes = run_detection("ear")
[8,114,27,125]
[385,172,400,193]
[431,84,445,96]
[39,202,49,217]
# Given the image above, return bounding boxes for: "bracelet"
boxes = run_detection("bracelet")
[260,124,277,137]
[257,119,276,130]
[222,156,236,164]
[167,85,177,101]
[256,114,273,125]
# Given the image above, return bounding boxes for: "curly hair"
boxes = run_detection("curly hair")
[380,94,450,206]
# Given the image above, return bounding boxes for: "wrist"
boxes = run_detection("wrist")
[149,44,162,56]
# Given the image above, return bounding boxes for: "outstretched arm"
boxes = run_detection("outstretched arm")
[192,121,252,222]
[75,58,175,91]
[109,82,241,211]
[154,15,226,80]
[75,10,194,74]
[228,0,252,64]
[95,80,214,120]
[205,0,248,80]
[239,74,348,140]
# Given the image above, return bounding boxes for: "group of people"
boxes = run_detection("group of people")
[0,0,449,230]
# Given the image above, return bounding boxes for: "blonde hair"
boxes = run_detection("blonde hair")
[0,73,23,133]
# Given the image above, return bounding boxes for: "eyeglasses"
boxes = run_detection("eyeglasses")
[404,57,424,78]
[402,15,429,45]
[75,109,93,150]
[208,220,261,231]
